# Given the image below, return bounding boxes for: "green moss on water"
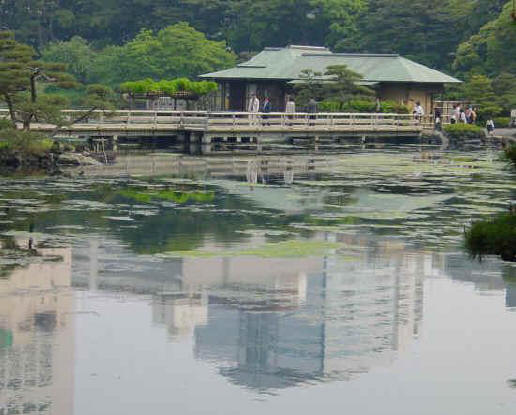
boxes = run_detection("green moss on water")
[161,240,344,258]
[117,188,215,204]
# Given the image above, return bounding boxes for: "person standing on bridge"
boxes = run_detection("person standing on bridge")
[414,101,425,123]
[308,98,318,126]
[248,93,260,125]
[285,95,296,126]
[262,97,271,126]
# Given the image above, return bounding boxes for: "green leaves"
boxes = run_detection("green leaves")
[453,1,516,76]
[119,78,218,97]
[42,23,236,87]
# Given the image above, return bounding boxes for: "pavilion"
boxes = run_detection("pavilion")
[200,45,461,113]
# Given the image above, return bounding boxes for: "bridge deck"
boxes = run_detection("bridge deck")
[1,109,427,138]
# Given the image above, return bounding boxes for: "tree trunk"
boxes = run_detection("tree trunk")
[30,74,37,103]
[4,95,17,123]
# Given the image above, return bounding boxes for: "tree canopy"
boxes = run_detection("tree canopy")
[41,23,236,87]
[453,1,516,77]
[0,31,115,131]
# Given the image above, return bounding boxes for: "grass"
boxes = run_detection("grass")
[465,213,516,261]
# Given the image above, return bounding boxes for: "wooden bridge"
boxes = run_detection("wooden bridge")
[1,109,427,143]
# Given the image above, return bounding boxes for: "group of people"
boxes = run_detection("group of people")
[450,103,477,124]
[247,94,300,114]
[247,94,319,125]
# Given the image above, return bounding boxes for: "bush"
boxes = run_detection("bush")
[0,119,14,130]
[465,213,516,261]
[380,100,410,114]
[493,117,511,128]
[318,100,342,112]
[504,144,516,168]
[443,123,486,139]
[120,78,218,97]
[0,129,54,157]
[318,99,410,113]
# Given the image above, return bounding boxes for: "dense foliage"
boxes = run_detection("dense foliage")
[1,1,514,116]
[465,213,516,261]
[443,124,486,138]
[120,79,218,97]
[40,23,236,87]
[1,0,511,69]
[505,144,516,168]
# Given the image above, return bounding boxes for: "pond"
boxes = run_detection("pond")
[1,142,516,414]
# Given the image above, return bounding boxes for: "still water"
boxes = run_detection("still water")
[1,143,516,414]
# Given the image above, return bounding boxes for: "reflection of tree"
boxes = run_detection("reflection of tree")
[11,183,311,255]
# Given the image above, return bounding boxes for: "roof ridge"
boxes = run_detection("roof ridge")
[317,53,399,57]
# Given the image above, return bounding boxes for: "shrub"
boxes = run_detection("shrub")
[493,117,511,128]
[318,100,342,112]
[465,213,516,262]
[0,119,14,130]
[0,130,54,157]
[120,78,218,97]
[318,99,410,114]
[380,100,410,114]
[504,144,516,168]
[443,123,486,139]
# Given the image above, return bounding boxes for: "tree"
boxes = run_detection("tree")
[89,23,236,86]
[309,0,365,50]
[461,75,502,119]
[322,65,374,105]
[353,0,506,69]
[41,36,96,83]
[294,69,324,107]
[492,72,516,114]
[453,1,516,77]
[0,31,115,131]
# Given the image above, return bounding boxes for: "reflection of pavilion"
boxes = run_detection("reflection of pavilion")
[0,247,74,415]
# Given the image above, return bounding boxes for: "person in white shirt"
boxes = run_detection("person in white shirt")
[248,93,260,113]
[284,95,296,125]
[413,101,424,122]
[459,109,467,123]
[248,93,260,125]
[486,118,495,136]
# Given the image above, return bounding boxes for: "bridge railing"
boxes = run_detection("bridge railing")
[0,109,423,129]
[205,111,419,129]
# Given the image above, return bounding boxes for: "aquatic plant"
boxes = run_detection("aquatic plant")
[160,240,344,258]
[117,188,215,204]
[464,213,516,261]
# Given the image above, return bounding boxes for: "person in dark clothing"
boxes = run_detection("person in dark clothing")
[262,97,271,125]
[434,108,442,130]
[308,98,318,126]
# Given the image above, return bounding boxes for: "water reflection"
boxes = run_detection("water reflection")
[0,146,515,412]
[0,243,73,415]
[192,239,427,392]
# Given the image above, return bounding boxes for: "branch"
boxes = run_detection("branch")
[49,106,97,137]
[3,94,22,125]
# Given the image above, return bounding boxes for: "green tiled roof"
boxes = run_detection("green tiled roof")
[200,45,461,84]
